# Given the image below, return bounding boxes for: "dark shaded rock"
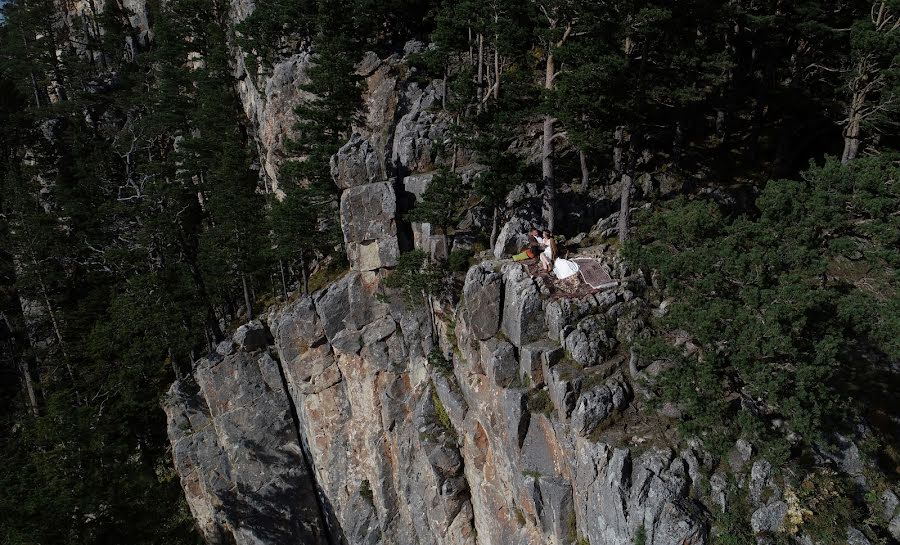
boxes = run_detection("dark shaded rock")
[233,320,272,352]
[164,351,329,545]
[463,265,503,340]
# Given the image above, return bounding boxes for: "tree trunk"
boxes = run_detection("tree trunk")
[425,293,438,342]
[618,174,633,244]
[279,259,288,299]
[242,273,253,320]
[34,270,80,403]
[493,34,500,100]
[476,33,484,113]
[490,206,500,251]
[715,109,727,141]
[187,259,224,342]
[842,118,861,163]
[168,347,183,382]
[19,358,40,416]
[579,149,589,192]
[673,120,684,166]
[618,130,641,243]
[542,114,556,232]
[613,126,625,179]
[542,44,556,231]
[842,74,866,164]
[300,254,309,295]
[19,31,43,107]
[442,66,448,110]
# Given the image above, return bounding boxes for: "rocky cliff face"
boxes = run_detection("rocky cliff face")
[162,19,720,541]
[166,253,718,545]
[163,10,897,545]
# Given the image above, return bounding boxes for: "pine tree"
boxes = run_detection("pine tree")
[407,167,465,257]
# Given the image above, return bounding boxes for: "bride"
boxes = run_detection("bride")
[539,230,580,280]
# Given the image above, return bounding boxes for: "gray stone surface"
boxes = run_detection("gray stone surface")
[519,341,560,387]
[165,351,329,545]
[563,315,618,367]
[749,459,772,506]
[480,337,519,388]
[232,320,271,352]
[463,265,502,340]
[168,45,720,545]
[493,213,539,259]
[570,378,631,437]
[234,52,314,192]
[500,264,544,347]
[751,501,788,534]
[340,182,399,271]
[573,443,707,545]
[848,526,872,545]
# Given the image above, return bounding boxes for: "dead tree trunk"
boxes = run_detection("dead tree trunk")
[493,31,500,100]
[579,149,589,192]
[279,259,288,299]
[490,207,500,251]
[19,358,40,416]
[242,273,254,320]
[476,33,485,113]
[841,3,899,162]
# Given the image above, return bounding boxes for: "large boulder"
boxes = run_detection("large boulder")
[331,133,383,189]
[463,265,503,340]
[494,215,535,259]
[563,315,618,367]
[232,319,271,352]
[392,81,447,174]
[313,271,389,341]
[164,351,330,545]
[570,378,631,437]
[480,337,519,388]
[340,182,399,271]
[500,264,544,347]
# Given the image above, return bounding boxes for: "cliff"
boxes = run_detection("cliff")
[162,41,754,545]
[159,10,899,545]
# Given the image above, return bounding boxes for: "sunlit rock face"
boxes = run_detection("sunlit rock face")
[166,248,711,545]
[163,18,711,544]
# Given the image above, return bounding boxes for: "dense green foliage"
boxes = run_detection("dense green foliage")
[627,156,900,453]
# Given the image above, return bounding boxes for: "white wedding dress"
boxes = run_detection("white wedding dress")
[552,258,580,280]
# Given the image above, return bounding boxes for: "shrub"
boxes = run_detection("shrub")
[527,389,554,416]
[448,248,474,273]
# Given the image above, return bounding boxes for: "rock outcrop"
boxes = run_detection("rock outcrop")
[165,30,712,545]
[165,347,329,545]
[167,255,711,545]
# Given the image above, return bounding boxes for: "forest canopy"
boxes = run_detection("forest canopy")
[0,0,898,543]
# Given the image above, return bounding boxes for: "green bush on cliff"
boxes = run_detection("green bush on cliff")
[626,156,900,453]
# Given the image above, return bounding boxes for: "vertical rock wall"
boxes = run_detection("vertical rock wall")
[165,30,712,545]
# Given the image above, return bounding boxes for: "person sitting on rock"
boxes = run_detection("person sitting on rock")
[540,230,557,272]
[512,228,545,262]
